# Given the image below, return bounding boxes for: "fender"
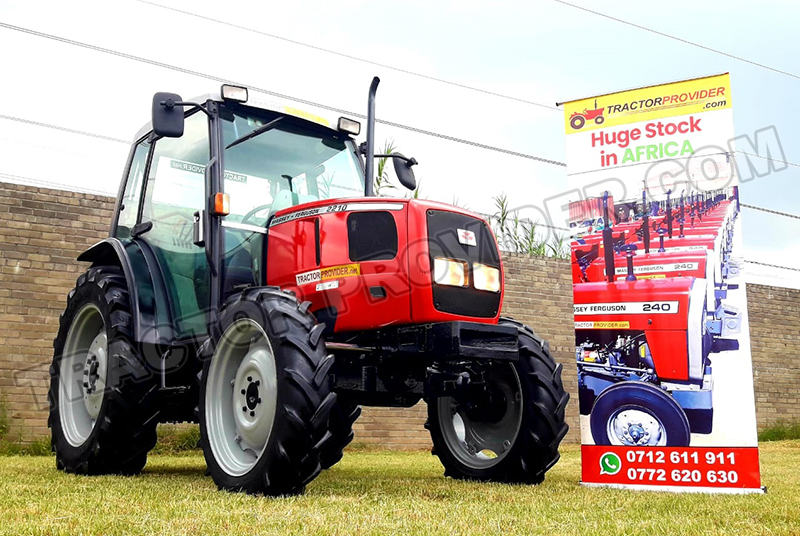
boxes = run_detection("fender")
[78,238,174,344]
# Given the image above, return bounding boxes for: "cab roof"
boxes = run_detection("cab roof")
[134,89,339,142]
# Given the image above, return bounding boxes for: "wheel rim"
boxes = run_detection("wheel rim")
[59,304,107,447]
[206,319,278,477]
[436,364,523,470]
[607,407,667,446]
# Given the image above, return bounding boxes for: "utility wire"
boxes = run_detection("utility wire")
[0,114,128,144]
[0,172,113,196]
[0,21,564,167]
[549,0,800,81]
[736,150,800,169]
[134,0,560,112]
[741,203,800,220]
[745,260,800,273]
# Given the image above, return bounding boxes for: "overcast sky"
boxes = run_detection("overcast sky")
[0,0,798,288]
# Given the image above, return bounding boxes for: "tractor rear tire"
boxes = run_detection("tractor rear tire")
[49,266,160,475]
[320,401,361,470]
[570,115,586,130]
[198,287,337,496]
[426,319,569,484]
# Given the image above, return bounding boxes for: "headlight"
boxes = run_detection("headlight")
[433,257,468,287]
[220,84,248,103]
[473,262,501,293]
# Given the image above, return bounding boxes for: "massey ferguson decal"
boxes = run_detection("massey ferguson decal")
[561,74,763,494]
[457,229,477,246]
[270,202,404,227]
[614,263,699,276]
[574,301,679,315]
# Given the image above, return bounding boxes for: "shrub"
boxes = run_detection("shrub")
[153,424,201,454]
[759,422,800,442]
[0,395,9,441]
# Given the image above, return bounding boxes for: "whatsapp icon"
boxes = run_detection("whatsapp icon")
[599,452,622,475]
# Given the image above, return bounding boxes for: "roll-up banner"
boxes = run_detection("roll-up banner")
[560,73,764,493]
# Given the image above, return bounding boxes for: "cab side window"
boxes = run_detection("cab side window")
[115,140,150,239]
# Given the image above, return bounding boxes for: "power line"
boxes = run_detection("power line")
[736,150,800,169]
[0,172,113,196]
[745,260,800,273]
[0,22,564,167]
[549,0,800,81]
[741,203,800,220]
[0,114,128,144]
[134,0,560,112]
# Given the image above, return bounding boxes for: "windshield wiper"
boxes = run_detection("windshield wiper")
[225,117,283,150]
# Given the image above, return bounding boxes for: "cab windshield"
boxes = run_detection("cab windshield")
[220,105,365,226]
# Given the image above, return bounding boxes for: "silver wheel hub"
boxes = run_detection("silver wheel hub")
[82,333,108,420]
[608,408,665,446]
[206,319,278,477]
[58,304,107,447]
[436,364,523,470]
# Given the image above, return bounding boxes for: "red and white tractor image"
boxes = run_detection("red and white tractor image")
[569,99,605,130]
[571,189,741,446]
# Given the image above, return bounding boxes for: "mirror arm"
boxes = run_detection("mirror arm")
[374,154,418,167]
[159,100,211,118]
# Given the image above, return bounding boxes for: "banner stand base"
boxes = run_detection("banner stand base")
[581,482,767,495]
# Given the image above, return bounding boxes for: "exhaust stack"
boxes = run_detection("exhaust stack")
[666,189,673,238]
[602,191,615,283]
[364,76,380,197]
[642,190,650,254]
[679,190,685,238]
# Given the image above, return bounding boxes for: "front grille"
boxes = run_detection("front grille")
[426,210,501,318]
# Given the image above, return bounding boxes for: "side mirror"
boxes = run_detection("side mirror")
[152,92,185,138]
[392,153,418,191]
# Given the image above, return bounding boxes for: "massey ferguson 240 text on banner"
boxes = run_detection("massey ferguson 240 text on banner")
[560,74,764,493]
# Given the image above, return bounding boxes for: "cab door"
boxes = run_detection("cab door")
[137,111,211,337]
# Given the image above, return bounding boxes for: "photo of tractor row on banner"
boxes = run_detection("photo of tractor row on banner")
[559,73,764,493]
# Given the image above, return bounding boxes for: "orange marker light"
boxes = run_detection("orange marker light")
[214,193,230,216]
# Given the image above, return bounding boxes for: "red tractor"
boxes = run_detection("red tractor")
[48,79,568,495]
[569,99,605,130]
[572,191,740,446]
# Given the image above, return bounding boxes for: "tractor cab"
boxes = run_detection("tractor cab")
[110,87,370,340]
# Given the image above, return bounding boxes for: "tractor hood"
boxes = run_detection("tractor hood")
[265,198,504,333]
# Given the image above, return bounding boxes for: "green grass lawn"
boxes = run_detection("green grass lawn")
[0,442,798,536]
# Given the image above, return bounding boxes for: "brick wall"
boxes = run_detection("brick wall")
[0,181,798,448]
[0,182,114,440]
[747,285,800,428]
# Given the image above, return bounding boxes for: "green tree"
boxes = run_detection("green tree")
[488,193,568,259]
[374,140,397,197]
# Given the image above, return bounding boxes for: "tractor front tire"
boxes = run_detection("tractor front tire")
[590,382,690,446]
[49,266,160,475]
[427,319,569,484]
[320,401,361,470]
[198,287,337,496]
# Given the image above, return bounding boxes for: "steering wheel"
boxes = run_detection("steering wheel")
[239,203,273,227]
